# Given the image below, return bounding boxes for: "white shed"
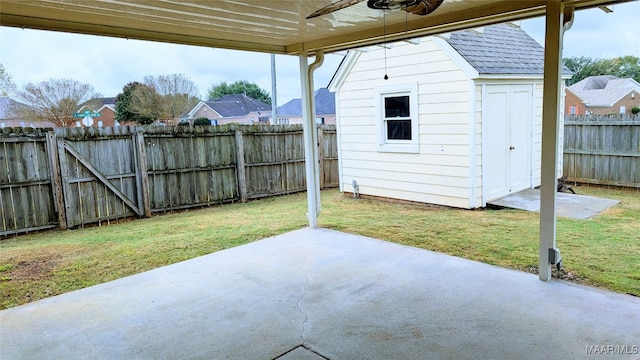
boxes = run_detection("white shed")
[330,22,570,209]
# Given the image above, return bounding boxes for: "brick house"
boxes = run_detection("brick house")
[185,94,271,125]
[76,97,118,127]
[565,75,640,115]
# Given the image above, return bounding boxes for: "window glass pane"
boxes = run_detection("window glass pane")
[385,96,410,118]
[387,120,412,140]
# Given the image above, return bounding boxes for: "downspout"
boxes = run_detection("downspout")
[299,50,324,227]
[309,51,324,213]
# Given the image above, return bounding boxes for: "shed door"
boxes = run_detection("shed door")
[484,84,532,202]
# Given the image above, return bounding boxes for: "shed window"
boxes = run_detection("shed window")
[376,83,419,153]
[569,106,576,115]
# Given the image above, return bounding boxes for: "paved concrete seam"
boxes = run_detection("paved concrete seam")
[296,276,309,344]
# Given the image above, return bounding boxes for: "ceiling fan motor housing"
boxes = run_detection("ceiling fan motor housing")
[367,0,444,15]
[367,0,419,10]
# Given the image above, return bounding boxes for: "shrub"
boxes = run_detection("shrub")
[193,117,211,126]
[631,106,640,115]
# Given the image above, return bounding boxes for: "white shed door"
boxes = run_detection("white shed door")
[484,84,532,202]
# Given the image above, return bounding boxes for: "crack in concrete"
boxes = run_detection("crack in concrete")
[295,276,309,344]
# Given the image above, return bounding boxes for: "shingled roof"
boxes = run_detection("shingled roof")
[567,75,640,107]
[0,97,29,119]
[204,94,270,117]
[446,23,571,75]
[277,88,335,116]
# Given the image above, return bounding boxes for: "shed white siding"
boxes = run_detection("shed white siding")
[336,39,474,208]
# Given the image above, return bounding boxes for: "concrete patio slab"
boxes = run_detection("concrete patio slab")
[488,188,620,219]
[1,228,638,359]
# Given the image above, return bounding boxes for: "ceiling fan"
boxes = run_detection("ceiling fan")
[306,0,444,19]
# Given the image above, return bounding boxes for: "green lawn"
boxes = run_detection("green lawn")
[1,186,638,309]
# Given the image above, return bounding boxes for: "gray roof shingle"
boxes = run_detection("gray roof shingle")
[277,88,335,116]
[446,23,571,75]
[0,97,29,119]
[568,75,640,107]
[205,94,271,117]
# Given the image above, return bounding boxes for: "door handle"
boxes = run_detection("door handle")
[509,146,515,150]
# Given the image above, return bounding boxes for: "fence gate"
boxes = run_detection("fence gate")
[56,127,147,228]
[0,129,59,236]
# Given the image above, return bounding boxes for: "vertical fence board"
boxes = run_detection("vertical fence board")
[2,124,339,236]
[563,114,640,188]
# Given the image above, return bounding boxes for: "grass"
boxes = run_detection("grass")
[1,185,638,309]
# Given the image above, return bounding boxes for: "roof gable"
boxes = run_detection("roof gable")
[446,23,570,76]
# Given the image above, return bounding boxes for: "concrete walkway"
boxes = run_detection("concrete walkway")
[488,188,620,219]
[1,228,638,359]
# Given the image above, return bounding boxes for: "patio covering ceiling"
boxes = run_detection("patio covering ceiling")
[0,0,631,56]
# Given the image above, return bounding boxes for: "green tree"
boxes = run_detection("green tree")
[563,55,640,85]
[207,80,271,104]
[0,63,17,97]
[143,74,201,124]
[115,82,159,125]
[13,78,101,127]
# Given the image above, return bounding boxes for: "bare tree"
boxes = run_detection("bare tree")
[143,74,200,124]
[0,63,17,97]
[13,79,101,127]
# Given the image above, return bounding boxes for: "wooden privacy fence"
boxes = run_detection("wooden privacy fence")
[0,124,338,236]
[563,114,640,188]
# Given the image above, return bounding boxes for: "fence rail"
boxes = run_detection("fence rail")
[563,114,640,188]
[1,124,338,237]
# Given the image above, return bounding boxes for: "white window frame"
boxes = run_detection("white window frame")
[375,83,419,153]
[570,105,576,115]
[619,105,626,114]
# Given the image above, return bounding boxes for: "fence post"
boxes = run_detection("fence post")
[55,129,72,229]
[134,129,151,217]
[317,126,325,190]
[45,130,67,229]
[235,129,248,202]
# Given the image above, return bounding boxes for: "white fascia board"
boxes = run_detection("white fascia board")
[328,50,361,92]
[432,37,479,80]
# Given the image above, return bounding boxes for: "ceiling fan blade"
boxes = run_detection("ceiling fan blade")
[306,0,365,19]
[404,0,444,15]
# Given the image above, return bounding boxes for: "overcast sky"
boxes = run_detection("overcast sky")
[1,1,638,106]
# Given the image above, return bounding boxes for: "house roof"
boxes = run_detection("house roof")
[567,75,640,107]
[77,97,117,112]
[445,22,571,75]
[201,94,271,118]
[0,97,28,120]
[277,88,335,117]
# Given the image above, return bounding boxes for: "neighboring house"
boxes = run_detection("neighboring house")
[274,88,336,125]
[76,97,118,127]
[329,22,570,209]
[185,94,271,125]
[565,75,640,115]
[0,97,56,128]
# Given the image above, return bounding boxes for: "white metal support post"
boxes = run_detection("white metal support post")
[539,1,567,281]
[299,51,324,227]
